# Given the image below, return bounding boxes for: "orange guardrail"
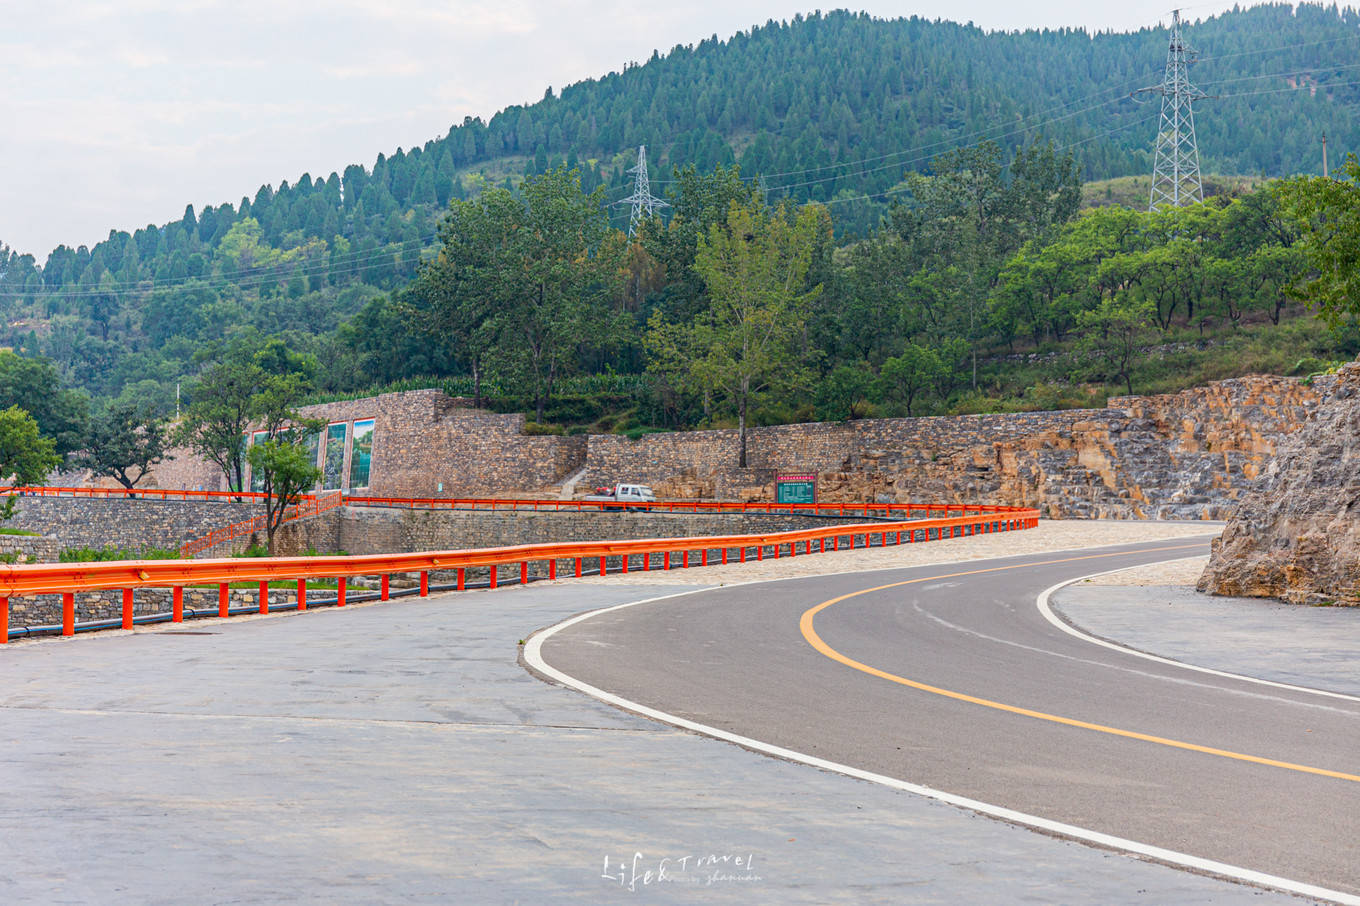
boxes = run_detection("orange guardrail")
[179,490,345,558]
[6,486,1025,520]
[3,486,287,503]
[341,495,1020,519]
[1,508,1040,642]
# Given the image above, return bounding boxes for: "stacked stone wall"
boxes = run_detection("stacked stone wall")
[143,389,588,497]
[0,534,61,564]
[67,374,1321,520]
[584,375,1319,519]
[273,506,851,557]
[6,498,260,554]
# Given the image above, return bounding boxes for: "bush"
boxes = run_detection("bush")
[59,545,180,562]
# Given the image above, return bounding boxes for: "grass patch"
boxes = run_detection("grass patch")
[59,545,181,562]
[0,527,39,536]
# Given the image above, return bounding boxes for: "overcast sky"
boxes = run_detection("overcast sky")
[1,1,1259,259]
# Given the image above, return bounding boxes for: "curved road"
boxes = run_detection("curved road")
[532,539,1360,902]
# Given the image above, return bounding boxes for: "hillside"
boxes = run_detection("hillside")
[0,4,1357,412]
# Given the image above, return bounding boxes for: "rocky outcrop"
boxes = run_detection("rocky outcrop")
[587,375,1319,519]
[1198,365,1360,604]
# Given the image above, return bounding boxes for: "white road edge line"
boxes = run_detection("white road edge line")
[1037,560,1360,704]
[524,583,1360,906]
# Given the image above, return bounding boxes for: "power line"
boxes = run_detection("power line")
[1138,9,1208,210]
[11,24,1360,303]
[615,145,668,237]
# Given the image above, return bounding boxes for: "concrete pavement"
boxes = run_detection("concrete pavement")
[0,567,1334,903]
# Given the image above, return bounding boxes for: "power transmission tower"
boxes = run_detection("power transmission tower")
[618,145,668,237]
[1138,10,1208,211]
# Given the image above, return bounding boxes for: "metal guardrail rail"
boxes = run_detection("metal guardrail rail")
[1,508,1039,642]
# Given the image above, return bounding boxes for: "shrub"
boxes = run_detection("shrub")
[59,545,180,562]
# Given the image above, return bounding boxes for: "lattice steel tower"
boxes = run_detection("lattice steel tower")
[1140,10,1207,211]
[620,145,668,237]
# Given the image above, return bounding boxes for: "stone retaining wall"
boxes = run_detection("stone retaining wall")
[0,534,60,564]
[272,506,868,557]
[60,374,1324,521]
[583,376,1317,519]
[6,498,260,554]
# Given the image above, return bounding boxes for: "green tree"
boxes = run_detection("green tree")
[409,167,626,419]
[1275,155,1360,327]
[879,343,948,416]
[0,351,89,455]
[68,402,171,490]
[1075,297,1156,396]
[814,362,874,421]
[177,336,316,493]
[0,406,60,520]
[399,189,524,406]
[497,168,627,420]
[0,406,59,486]
[647,201,824,466]
[247,434,322,555]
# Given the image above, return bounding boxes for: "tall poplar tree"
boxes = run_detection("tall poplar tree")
[647,201,825,466]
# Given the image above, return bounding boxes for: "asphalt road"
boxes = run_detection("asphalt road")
[536,538,1360,901]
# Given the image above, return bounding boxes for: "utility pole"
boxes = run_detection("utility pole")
[617,145,669,238]
[1322,132,1330,178]
[1137,10,1208,211]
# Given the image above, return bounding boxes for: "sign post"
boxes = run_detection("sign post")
[776,473,817,505]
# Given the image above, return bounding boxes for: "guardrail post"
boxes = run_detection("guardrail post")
[721,548,728,564]
[218,584,228,618]
[520,562,528,586]
[62,592,74,636]
[701,549,708,566]
[575,558,582,578]
[756,545,763,561]
[298,579,308,611]
[259,581,269,615]
[599,556,607,577]
[457,568,466,590]
[1,596,7,644]
[621,554,629,574]
[381,575,390,600]
[548,560,556,580]
[122,588,135,629]
[643,552,650,571]
[338,578,347,608]
[682,551,689,568]
[420,571,429,596]
[489,566,499,590]
[172,586,184,623]
[739,547,746,563]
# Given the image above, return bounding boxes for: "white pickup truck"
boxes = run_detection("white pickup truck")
[582,483,657,511]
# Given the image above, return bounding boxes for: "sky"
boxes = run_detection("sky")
[1,0,1262,260]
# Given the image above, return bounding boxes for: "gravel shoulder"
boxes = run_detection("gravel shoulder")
[556,518,1221,587]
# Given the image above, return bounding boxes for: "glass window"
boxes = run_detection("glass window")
[349,419,375,489]
[249,430,269,492]
[230,433,249,492]
[322,422,347,491]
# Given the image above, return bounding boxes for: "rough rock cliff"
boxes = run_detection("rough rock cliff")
[1198,364,1359,604]
[589,375,1318,520]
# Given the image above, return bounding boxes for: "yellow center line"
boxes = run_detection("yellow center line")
[798,545,1360,784]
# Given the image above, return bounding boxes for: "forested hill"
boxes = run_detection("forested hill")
[1,3,1358,404]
